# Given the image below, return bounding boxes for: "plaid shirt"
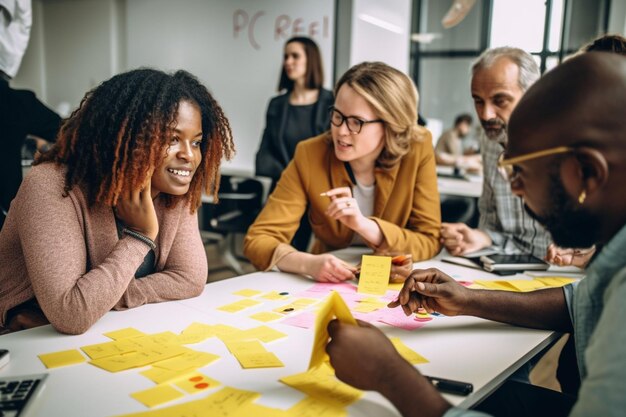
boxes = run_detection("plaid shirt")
[477,132,552,258]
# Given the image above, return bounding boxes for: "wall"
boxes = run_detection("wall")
[124,0,334,174]
[334,0,412,79]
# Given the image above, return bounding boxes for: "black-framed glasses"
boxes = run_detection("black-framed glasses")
[329,106,384,134]
[498,146,575,183]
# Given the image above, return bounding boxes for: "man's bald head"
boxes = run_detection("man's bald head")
[509,53,626,155]
[507,53,626,247]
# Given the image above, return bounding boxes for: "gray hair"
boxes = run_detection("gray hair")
[472,47,540,92]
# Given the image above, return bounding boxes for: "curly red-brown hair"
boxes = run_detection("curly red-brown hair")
[36,68,235,212]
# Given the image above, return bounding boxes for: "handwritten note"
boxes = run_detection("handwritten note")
[358,255,391,295]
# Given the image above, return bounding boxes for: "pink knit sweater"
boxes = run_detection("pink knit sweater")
[0,163,207,334]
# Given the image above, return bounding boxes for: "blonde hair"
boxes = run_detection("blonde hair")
[334,62,426,168]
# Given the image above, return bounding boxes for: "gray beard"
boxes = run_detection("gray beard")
[485,128,508,146]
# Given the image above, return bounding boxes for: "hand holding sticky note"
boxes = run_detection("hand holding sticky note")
[309,291,356,370]
[357,255,392,295]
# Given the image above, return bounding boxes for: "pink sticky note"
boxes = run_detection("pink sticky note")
[376,308,427,331]
[280,311,317,329]
[291,290,327,299]
[352,311,382,323]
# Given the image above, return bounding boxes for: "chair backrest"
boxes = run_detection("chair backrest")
[200,175,265,234]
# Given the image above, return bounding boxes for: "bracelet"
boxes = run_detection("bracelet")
[122,228,157,251]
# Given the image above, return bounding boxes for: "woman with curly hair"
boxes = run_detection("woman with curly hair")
[244,62,441,282]
[0,68,234,334]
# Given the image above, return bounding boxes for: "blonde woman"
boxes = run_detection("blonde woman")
[244,62,441,282]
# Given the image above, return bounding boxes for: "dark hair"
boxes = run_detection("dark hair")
[580,34,626,56]
[454,113,473,126]
[278,37,324,91]
[35,68,235,212]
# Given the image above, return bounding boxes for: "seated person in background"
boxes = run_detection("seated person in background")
[434,113,481,173]
[0,69,235,335]
[441,47,553,259]
[244,62,441,282]
[326,52,626,417]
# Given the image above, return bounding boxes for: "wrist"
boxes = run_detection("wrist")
[122,228,157,250]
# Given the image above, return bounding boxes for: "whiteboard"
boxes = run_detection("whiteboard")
[125,0,335,175]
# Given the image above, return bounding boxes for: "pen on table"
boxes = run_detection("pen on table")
[425,376,473,396]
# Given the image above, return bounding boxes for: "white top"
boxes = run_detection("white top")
[351,179,375,245]
[0,0,32,78]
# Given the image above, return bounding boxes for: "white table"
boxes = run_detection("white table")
[0,262,559,417]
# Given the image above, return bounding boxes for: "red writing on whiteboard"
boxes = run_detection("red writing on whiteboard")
[234,9,329,50]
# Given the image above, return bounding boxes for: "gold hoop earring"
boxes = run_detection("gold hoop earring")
[578,190,587,204]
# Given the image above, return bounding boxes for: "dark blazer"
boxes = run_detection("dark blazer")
[255,88,334,182]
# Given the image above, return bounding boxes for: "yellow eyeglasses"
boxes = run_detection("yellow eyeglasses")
[498,146,575,182]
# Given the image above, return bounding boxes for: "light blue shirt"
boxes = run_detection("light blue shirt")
[444,224,626,417]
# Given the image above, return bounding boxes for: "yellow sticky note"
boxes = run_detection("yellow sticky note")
[309,292,356,370]
[387,282,404,291]
[130,384,184,408]
[506,279,546,292]
[534,277,576,287]
[260,291,290,300]
[235,351,284,369]
[89,345,188,372]
[217,299,262,313]
[352,299,387,313]
[358,255,392,295]
[232,326,287,343]
[81,340,135,360]
[38,349,86,369]
[281,365,362,407]
[140,367,193,384]
[118,386,261,417]
[103,327,146,340]
[182,322,216,335]
[233,289,263,297]
[153,350,220,371]
[288,396,347,417]
[223,339,266,354]
[474,280,519,291]
[249,311,284,322]
[203,386,260,411]
[390,338,429,365]
[292,298,318,306]
[174,372,221,394]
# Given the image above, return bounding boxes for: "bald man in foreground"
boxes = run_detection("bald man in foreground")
[326,53,626,417]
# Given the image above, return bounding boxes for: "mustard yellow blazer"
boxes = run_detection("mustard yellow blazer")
[244,132,441,271]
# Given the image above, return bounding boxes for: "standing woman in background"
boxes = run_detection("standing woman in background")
[245,62,441,282]
[0,69,235,335]
[255,36,334,251]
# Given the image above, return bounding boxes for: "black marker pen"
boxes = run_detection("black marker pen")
[425,376,473,396]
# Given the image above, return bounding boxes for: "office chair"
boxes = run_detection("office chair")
[0,205,6,231]
[200,175,265,275]
[440,195,477,227]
